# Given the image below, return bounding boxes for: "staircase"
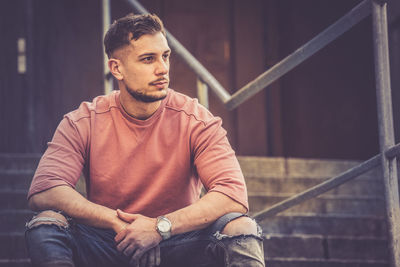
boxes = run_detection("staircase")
[0,154,40,267]
[0,154,390,266]
[238,156,389,267]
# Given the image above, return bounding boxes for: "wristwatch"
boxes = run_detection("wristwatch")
[156,216,172,240]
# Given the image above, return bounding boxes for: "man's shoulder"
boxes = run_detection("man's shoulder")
[65,91,119,123]
[166,89,215,124]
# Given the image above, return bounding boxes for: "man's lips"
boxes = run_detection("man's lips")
[149,78,169,86]
[149,79,168,88]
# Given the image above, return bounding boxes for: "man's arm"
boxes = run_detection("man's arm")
[165,191,246,234]
[28,185,127,233]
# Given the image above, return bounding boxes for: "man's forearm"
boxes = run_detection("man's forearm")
[164,191,247,236]
[28,185,127,233]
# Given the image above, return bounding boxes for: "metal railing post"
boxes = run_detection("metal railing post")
[372,1,400,266]
[102,0,113,94]
[196,78,209,109]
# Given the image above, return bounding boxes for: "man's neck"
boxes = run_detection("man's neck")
[119,89,161,120]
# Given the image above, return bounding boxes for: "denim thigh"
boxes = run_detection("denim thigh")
[26,221,129,267]
[25,212,245,267]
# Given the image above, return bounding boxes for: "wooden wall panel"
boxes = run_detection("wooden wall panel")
[32,0,103,152]
[233,0,268,155]
[388,1,400,143]
[161,0,237,147]
[264,0,284,156]
[278,0,379,160]
[390,24,400,143]
[0,0,28,153]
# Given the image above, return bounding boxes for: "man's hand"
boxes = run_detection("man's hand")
[115,209,162,266]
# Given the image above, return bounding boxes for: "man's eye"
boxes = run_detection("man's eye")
[142,57,153,62]
[163,54,170,60]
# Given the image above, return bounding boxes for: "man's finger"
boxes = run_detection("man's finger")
[114,228,127,243]
[116,238,130,252]
[117,209,140,223]
[140,251,148,267]
[130,248,145,266]
[146,248,155,267]
[156,245,161,266]
[124,244,137,258]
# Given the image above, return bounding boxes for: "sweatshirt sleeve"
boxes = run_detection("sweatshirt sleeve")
[27,116,88,200]
[192,117,249,212]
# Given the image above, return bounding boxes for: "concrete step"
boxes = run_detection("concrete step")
[263,234,388,261]
[249,193,385,216]
[0,154,41,171]
[0,170,34,190]
[0,190,29,210]
[257,213,386,237]
[0,233,29,259]
[0,210,34,233]
[245,176,384,196]
[0,259,30,267]
[264,258,388,267]
[237,156,381,180]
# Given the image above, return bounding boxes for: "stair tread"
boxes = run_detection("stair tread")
[0,170,35,174]
[271,212,385,218]
[263,233,387,240]
[246,175,382,181]
[0,259,30,263]
[237,156,381,179]
[266,257,388,263]
[248,192,385,200]
[0,189,28,194]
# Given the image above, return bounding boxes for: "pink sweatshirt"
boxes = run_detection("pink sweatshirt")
[28,89,248,217]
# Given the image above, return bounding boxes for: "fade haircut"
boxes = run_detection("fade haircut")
[104,13,166,58]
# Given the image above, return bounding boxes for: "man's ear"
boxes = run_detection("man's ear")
[108,58,123,81]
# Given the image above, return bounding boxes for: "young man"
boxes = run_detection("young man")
[25,13,265,267]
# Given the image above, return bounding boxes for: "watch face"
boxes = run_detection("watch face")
[158,220,170,232]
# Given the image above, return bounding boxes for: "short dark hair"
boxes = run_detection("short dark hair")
[104,13,166,58]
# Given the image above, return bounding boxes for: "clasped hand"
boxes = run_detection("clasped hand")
[115,209,162,267]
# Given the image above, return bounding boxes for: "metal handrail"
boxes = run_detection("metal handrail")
[386,143,400,158]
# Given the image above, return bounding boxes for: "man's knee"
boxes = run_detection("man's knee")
[221,216,260,237]
[26,210,69,229]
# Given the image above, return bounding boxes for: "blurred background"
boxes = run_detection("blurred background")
[1,0,400,160]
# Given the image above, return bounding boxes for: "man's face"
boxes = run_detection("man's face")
[116,32,171,103]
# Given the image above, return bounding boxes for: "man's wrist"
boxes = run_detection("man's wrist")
[112,217,129,233]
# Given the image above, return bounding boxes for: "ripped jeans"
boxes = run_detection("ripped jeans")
[25,212,265,267]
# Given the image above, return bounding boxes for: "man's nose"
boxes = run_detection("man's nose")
[155,59,169,75]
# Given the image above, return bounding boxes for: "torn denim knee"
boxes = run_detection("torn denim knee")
[212,224,265,267]
[26,210,70,230]
[213,217,263,241]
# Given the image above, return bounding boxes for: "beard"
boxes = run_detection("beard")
[126,86,167,103]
